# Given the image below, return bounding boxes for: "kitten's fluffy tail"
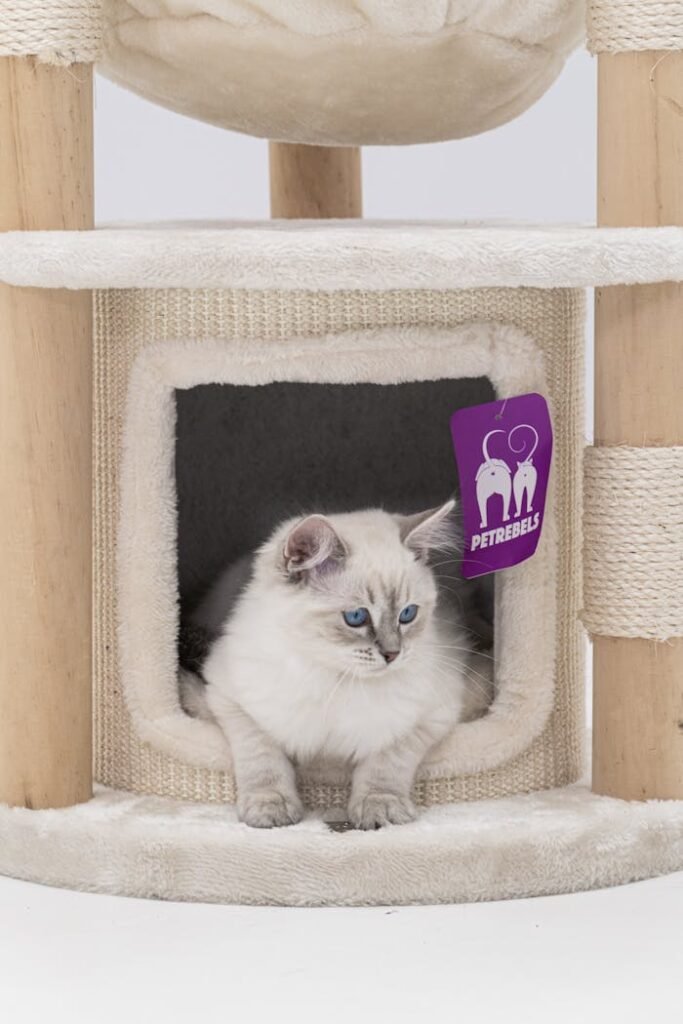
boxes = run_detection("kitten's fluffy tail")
[178,620,216,719]
[178,668,213,721]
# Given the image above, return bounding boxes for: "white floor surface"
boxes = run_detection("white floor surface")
[1,870,681,1024]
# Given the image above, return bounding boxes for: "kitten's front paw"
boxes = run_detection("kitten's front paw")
[238,789,304,829]
[348,792,418,830]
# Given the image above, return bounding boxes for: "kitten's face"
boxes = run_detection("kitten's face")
[324,560,438,676]
[278,503,455,677]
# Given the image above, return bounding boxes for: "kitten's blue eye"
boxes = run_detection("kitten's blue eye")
[343,608,369,628]
[398,604,418,625]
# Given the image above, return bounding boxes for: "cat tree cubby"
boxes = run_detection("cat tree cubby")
[1,1,683,905]
[111,298,581,807]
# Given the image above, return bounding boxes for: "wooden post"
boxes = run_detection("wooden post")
[269,143,362,218]
[0,58,93,809]
[593,52,683,800]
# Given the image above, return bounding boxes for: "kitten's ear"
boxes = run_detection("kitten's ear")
[283,515,346,579]
[399,499,457,557]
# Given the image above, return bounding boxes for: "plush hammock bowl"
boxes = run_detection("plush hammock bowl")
[100,1,585,144]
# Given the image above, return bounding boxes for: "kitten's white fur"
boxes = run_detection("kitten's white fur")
[186,502,489,829]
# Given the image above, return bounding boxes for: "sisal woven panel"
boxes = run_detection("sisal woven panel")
[94,287,585,806]
[588,1,683,53]
[583,445,683,640]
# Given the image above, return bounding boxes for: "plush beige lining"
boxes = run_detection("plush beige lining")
[94,286,585,806]
[99,1,583,145]
[119,325,554,785]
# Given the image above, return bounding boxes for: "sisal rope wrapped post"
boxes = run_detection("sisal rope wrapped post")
[0,3,96,808]
[0,2,103,65]
[588,2,683,800]
[588,0,683,53]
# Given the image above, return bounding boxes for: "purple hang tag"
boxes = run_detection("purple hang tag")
[450,393,553,579]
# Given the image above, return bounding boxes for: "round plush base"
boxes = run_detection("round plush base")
[1,784,682,906]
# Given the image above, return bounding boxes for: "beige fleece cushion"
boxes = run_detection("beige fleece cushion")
[100,1,584,145]
[3,782,683,905]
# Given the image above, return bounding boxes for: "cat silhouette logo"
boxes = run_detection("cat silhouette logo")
[475,425,538,528]
[451,394,553,579]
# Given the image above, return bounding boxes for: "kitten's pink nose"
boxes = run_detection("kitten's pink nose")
[382,650,400,664]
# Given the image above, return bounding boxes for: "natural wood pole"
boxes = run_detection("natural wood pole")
[0,58,93,808]
[593,52,683,800]
[269,143,362,218]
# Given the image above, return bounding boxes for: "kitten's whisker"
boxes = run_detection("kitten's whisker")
[426,650,495,686]
[428,651,496,681]
[427,643,497,663]
[425,661,493,709]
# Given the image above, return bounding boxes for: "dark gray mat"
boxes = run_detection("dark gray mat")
[175,378,494,619]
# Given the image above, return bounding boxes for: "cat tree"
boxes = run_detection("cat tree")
[0,1,682,905]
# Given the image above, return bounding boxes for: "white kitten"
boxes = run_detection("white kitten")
[184,501,490,829]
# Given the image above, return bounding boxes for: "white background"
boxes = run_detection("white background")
[2,48,682,1024]
[94,51,596,225]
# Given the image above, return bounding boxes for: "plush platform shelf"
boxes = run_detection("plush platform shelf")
[1,223,683,291]
[1,783,683,906]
